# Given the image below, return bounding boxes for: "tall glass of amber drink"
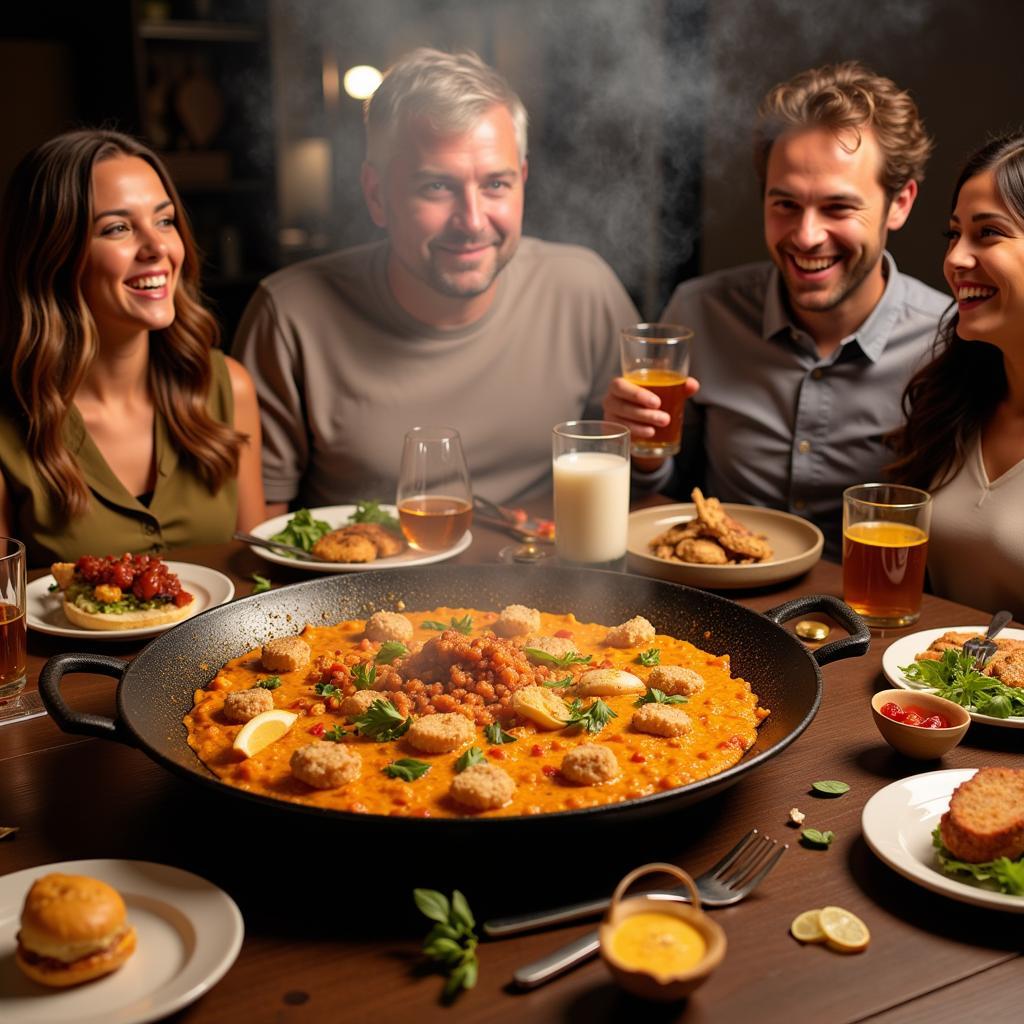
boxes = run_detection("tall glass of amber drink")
[0,537,27,698]
[842,484,931,628]
[620,323,693,457]
[397,427,473,552]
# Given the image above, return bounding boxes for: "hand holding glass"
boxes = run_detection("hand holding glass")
[620,323,693,457]
[842,484,931,628]
[396,427,473,552]
[552,421,630,565]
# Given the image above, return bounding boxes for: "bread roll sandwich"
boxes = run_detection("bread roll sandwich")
[15,873,137,987]
[51,553,195,631]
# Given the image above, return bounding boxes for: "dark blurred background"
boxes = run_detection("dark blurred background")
[3,0,1020,336]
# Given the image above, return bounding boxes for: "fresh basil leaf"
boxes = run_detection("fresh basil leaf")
[802,828,835,847]
[812,780,850,796]
[251,572,272,594]
[253,676,282,690]
[524,648,592,669]
[542,674,574,689]
[634,687,688,707]
[422,620,449,631]
[450,614,473,635]
[636,648,661,667]
[484,722,517,745]
[414,888,451,925]
[383,758,431,781]
[451,889,475,932]
[375,641,409,665]
[455,746,485,772]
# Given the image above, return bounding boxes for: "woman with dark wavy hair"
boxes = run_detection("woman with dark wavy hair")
[0,129,265,566]
[889,133,1024,611]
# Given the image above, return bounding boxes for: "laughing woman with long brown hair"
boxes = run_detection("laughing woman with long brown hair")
[889,133,1024,612]
[0,130,264,565]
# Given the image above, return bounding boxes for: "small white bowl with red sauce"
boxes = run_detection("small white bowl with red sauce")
[870,689,970,760]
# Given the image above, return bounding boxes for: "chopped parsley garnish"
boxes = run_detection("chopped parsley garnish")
[542,674,575,689]
[636,648,661,667]
[423,615,474,635]
[484,722,517,745]
[900,649,1024,719]
[524,648,592,669]
[315,681,343,698]
[354,699,411,741]
[565,697,617,734]
[375,641,409,665]
[383,758,431,781]
[932,826,1024,895]
[269,507,332,553]
[323,724,349,742]
[633,687,687,707]
[351,662,378,690]
[414,889,479,1000]
[253,676,282,690]
[251,572,272,594]
[454,746,485,772]
[348,499,400,531]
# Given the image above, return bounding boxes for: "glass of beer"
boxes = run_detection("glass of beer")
[397,427,473,552]
[842,484,931,628]
[0,537,27,698]
[620,323,693,457]
[553,421,630,566]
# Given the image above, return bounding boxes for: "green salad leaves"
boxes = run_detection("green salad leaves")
[269,508,331,552]
[900,649,1024,719]
[932,827,1024,896]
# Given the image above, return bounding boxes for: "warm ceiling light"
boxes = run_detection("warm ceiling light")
[343,65,383,100]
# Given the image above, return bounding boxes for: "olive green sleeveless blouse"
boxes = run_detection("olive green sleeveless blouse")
[0,351,238,567]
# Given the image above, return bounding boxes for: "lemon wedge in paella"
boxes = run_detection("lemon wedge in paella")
[233,708,298,758]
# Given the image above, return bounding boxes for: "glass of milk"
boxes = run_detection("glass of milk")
[552,421,631,567]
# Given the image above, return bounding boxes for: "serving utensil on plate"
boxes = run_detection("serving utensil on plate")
[962,609,1013,668]
[232,531,333,563]
[503,829,786,989]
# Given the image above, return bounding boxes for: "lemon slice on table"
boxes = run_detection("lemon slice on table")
[819,906,871,953]
[233,709,298,758]
[790,909,826,944]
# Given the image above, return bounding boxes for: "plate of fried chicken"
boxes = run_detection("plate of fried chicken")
[627,489,823,589]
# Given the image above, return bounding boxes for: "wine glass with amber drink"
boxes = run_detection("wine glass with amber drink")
[396,427,473,552]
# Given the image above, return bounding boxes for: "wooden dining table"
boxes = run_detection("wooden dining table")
[3,509,1022,1024]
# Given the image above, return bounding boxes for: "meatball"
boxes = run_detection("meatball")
[290,742,362,789]
[492,604,541,638]
[449,763,516,810]
[223,687,275,723]
[407,712,476,754]
[605,616,656,648]
[339,689,389,719]
[632,703,693,738]
[365,611,414,644]
[262,635,311,673]
[648,665,705,697]
[312,530,377,563]
[522,635,576,661]
[561,744,620,785]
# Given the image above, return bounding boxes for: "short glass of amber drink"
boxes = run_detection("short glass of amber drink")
[842,484,931,629]
[0,537,27,698]
[620,323,693,457]
[397,427,473,552]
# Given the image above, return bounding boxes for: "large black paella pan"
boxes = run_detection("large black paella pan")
[39,566,868,834]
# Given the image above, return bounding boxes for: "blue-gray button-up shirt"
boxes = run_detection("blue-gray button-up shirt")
[657,253,949,560]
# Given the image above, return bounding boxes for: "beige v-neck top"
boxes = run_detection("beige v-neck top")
[928,433,1024,613]
[0,351,237,567]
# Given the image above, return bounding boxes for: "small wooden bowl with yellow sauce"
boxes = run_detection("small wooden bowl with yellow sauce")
[599,862,726,1001]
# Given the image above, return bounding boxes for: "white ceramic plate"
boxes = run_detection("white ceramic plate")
[27,563,235,641]
[0,859,244,1023]
[248,504,472,573]
[881,626,1024,730]
[626,503,823,589]
[862,769,1024,912]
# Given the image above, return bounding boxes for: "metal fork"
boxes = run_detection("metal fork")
[499,830,786,990]
[232,531,334,563]
[963,609,1013,668]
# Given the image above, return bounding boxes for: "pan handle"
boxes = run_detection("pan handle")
[764,595,870,667]
[38,652,135,745]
